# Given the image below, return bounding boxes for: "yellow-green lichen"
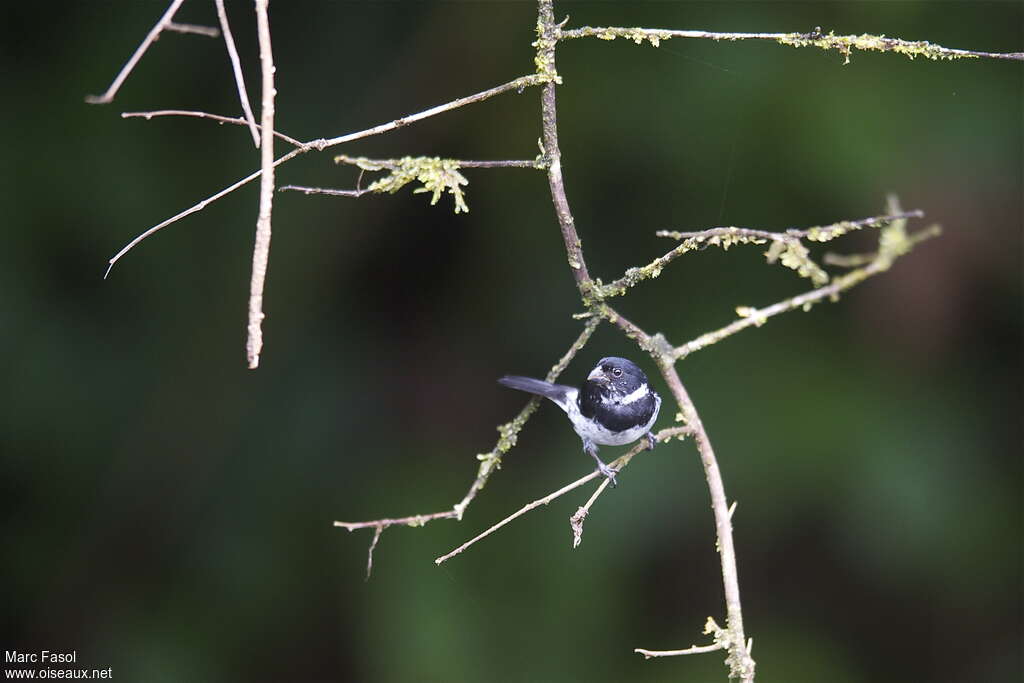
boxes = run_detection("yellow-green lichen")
[532,18,563,83]
[336,155,469,214]
[764,239,829,286]
[778,30,978,65]
[593,27,672,47]
[803,217,884,242]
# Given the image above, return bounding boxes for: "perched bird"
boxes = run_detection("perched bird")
[498,357,661,486]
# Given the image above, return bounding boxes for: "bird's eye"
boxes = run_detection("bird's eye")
[612,368,622,377]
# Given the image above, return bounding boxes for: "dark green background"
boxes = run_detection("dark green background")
[3,2,1020,681]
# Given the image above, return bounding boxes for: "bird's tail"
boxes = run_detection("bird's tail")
[498,376,573,408]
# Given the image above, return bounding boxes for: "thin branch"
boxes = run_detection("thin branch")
[333,318,601,577]
[85,0,189,104]
[104,74,542,276]
[673,224,942,360]
[314,74,543,149]
[364,525,383,581]
[569,478,610,549]
[537,4,592,295]
[335,509,461,533]
[635,643,724,658]
[435,468,603,566]
[559,26,1024,63]
[448,160,541,169]
[104,147,304,279]
[823,251,874,268]
[278,185,374,197]
[658,359,754,681]
[593,305,754,679]
[247,0,276,369]
[165,21,219,38]
[215,0,260,147]
[657,210,924,242]
[436,425,688,566]
[121,110,304,146]
[571,426,692,548]
[334,155,542,170]
[281,157,542,203]
[597,210,924,298]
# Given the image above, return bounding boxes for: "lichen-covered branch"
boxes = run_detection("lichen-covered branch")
[437,425,690,565]
[277,156,544,208]
[636,617,742,659]
[537,2,593,295]
[595,210,925,298]
[559,26,1024,63]
[589,304,755,682]
[675,219,942,360]
[332,316,600,576]
[335,155,543,170]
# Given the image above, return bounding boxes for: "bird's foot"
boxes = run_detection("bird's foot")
[597,461,619,488]
[646,432,657,451]
[584,440,619,487]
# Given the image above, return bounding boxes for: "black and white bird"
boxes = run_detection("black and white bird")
[498,357,661,486]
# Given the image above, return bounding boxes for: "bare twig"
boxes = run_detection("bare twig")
[104,73,542,276]
[569,478,610,549]
[635,643,723,658]
[103,147,305,279]
[314,74,542,149]
[435,469,604,566]
[364,525,383,581]
[86,0,189,104]
[121,110,304,146]
[247,0,276,369]
[559,26,1024,63]
[215,0,260,147]
[165,21,219,38]
[278,185,374,197]
[335,509,462,533]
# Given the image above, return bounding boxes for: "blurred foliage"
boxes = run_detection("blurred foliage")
[2,2,1020,682]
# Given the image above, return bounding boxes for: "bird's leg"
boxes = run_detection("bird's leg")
[646,431,657,451]
[584,440,618,487]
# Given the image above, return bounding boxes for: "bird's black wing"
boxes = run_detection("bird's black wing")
[498,376,574,409]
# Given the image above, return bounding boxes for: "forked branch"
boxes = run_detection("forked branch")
[86,0,212,105]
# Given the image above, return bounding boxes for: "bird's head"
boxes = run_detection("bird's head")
[586,357,649,397]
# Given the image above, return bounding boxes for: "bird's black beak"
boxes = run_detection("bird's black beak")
[587,367,609,384]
